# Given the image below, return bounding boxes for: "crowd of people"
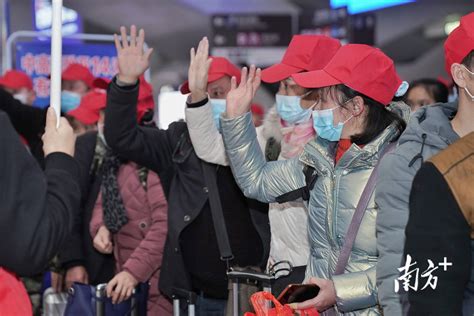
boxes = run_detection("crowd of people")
[0,10,473,316]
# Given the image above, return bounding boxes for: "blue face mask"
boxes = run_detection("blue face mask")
[210,98,227,131]
[312,106,353,141]
[275,93,313,124]
[61,91,82,113]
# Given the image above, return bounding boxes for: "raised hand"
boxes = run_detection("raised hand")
[114,25,153,84]
[225,65,261,119]
[188,37,213,103]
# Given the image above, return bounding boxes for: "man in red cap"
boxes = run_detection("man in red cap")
[0,70,36,106]
[181,55,241,130]
[105,26,269,315]
[61,63,95,113]
[375,11,474,315]
[184,34,340,296]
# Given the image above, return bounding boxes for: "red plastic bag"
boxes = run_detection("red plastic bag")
[244,291,319,316]
[0,267,33,315]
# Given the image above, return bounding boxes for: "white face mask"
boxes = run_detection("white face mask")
[13,93,29,105]
[275,91,317,124]
[312,105,353,141]
[209,98,227,131]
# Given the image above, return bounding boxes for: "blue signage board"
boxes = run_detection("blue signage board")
[15,41,118,108]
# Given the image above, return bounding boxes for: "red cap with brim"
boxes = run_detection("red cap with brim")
[180,57,241,94]
[261,63,304,84]
[292,70,341,89]
[68,89,107,125]
[61,63,95,88]
[0,70,33,90]
[293,44,402,106]
[444,12,474,75]
[261,35,341,83]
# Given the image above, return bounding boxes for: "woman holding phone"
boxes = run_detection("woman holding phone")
[220,44,409,315]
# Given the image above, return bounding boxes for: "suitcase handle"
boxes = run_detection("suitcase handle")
[227,269,276,287]
[171,288,196,316]
[171,287,197,304]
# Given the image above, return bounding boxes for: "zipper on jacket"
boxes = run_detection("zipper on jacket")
[331,170,341,249]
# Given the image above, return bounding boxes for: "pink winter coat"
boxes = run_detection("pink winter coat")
[90,162,172,316]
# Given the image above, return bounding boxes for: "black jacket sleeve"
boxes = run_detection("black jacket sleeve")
[0,111,81,276]
[405,162,471,315]
[104,78,175,175]
[0,87,46,143]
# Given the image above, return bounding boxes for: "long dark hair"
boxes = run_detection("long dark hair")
[406,78,449,103]
[316,85,406,145]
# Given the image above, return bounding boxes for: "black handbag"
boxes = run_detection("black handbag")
[201,161,263,316]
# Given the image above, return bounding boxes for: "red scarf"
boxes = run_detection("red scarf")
[335,139,353,164]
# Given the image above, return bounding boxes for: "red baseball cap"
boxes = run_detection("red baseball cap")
[250,103,265,115]
[293,44,402,106]
[261,35,341,83]
[0,70,33,90]
[62,63,95,88]
[137,77,155,121]
[180,57,241,94]
[92,77,111,90]
[68,89,107,125]
[444,12,474,75]
[251,103,265,116]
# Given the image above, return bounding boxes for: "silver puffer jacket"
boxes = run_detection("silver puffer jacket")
[221,103,409,315]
